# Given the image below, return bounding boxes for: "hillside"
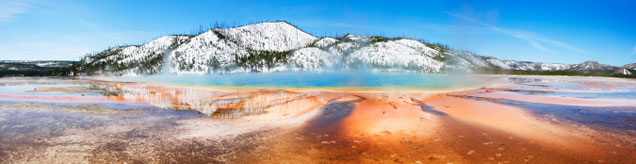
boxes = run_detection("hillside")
[72,21,635,77]
[0,60,75,77]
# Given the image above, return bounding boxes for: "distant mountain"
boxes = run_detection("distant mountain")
[71,21,634,77]
[624,63,636,70]
[0,60,75,76]
[616,63,636,76]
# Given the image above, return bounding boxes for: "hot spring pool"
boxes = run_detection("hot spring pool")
[110,72,481,89]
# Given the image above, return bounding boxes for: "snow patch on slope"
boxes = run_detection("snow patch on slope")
[347,40,443,72]
[118,36,189,64]
[393,39,439,58]
[218,22,317,51]
[289,47,338,70]
[313,37,338,48]
[168,30,248,74]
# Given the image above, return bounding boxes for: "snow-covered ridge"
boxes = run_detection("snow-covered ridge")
[218,22,317,51]
[74,21,634,76]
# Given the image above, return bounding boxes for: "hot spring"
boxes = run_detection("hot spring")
[110,71,481,90]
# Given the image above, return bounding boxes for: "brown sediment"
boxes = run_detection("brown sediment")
[480,87,554,94]
[341,94,439,139]
[527,84,550,88]
[449,94,505,103]
[242,128,469,164]
[387,102,398,109]
[0,103,146,115]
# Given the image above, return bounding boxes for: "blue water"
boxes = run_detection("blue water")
[115,72,480,89]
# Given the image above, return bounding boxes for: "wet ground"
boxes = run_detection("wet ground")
[0,75,635,163]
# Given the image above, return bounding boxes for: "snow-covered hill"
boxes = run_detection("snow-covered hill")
[74,21,635,76]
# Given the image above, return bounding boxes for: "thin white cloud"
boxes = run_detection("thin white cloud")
[0,0,32,24]
[528,40,553,53]
[447,12,587,54]
[415,23,492,35]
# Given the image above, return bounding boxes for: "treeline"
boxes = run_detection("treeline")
[0,62,76,77]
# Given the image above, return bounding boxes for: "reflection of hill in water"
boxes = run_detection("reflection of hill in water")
[97,82,334,118]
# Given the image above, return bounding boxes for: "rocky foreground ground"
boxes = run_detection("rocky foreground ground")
[0,76,635,163]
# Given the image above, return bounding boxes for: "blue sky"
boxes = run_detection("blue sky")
[0,0,634,65]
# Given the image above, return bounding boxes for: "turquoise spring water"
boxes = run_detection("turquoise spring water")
[114,72,481,89]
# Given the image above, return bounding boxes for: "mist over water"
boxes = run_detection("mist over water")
[113,71,481,89]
